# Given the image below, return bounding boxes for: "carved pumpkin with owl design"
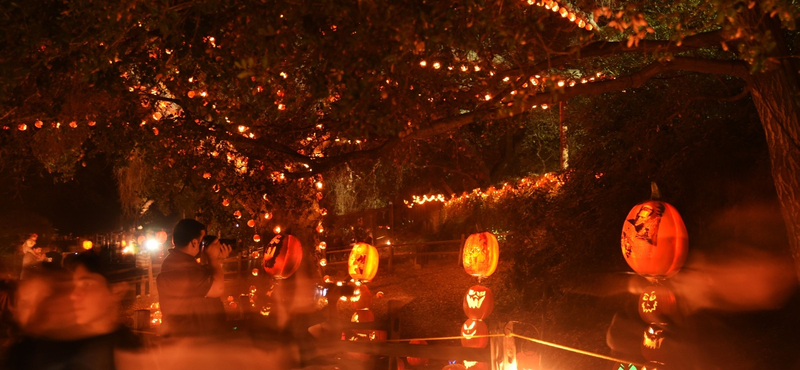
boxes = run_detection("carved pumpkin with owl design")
[348,243,379,282]
[462,232,499,278]
[460,319,489,348]
[621,201,688,278]
[262,234,303,279]
[463,285,494,320]
[638,285,676,324]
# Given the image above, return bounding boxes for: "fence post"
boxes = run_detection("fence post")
[388,244,393,274]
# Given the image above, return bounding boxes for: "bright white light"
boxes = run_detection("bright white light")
[145,239,160,251]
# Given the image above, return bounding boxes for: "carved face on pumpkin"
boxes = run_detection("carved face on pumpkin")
[642,325,664,350]
[463,285,494,319]
[461,319,489,348]
[641,291,658,313]
[466,289,486,309]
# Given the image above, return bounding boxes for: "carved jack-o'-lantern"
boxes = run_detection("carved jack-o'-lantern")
[463,285,494,320]
[638,285,676,324]
[348,243,379,282]
[351,285,373,310]
[641,324,668,365]
[262,234,303,279]
[463,361,489,370]
[460,319,489,348]
[406,339,429,366]
[621,201,688,278]
[351,309,374,323]
[462,232,499,278]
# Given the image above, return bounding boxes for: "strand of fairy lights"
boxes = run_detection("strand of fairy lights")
[403,172,564,209]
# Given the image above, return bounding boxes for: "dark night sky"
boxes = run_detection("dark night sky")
[1,156,122,236]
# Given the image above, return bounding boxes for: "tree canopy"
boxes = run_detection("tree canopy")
[1,0,799,272]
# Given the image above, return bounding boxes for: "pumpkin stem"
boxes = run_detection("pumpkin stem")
[650,182,661,200]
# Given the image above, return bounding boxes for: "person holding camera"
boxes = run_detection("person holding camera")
[156,219,231,336]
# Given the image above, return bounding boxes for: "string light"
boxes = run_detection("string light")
[403,172,563,208]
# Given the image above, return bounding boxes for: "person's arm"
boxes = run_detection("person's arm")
[204,241,231,298]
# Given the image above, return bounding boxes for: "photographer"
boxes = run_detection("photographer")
[156,219,231,337]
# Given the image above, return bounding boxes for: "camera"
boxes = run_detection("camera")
[200,235,239,252]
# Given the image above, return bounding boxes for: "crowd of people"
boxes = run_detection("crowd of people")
[0,220,330,370]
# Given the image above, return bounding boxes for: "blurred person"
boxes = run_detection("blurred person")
[157,219,231,336]
[20,244,45,280]
[4,252,141,369]
[16,234,38,279]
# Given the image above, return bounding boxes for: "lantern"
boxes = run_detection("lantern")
[621,201,688,278]
[460,319,489,348]
[641,324,668,365]
[462,232,499,278]
[516,350,540,370]
[82,240,93,250]
[463,285,494,320]
[348,243,379,282]
[351,309,374,323]
[262,234,303,279]
[638,285,676,324]
[406,339,429,366]
[351,284,373,310]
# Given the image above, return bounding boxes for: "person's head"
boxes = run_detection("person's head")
[63,252,126,331]
[31,245,43,255]
[172,219,207,255]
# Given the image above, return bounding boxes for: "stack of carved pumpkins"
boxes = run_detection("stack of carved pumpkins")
[458,232,498,370]
[620,200,688,368]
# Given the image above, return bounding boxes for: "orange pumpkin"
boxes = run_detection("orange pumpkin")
[351,285,373,310]
[621,201,688,278]
[462,232,499,278]
[262,234,303,279]
[348,243,379,282]
[351,309,374,323]
[460,319,489,348]
[406,339,429,366]
[463,285,494,320]
[442,364,467,370]
[638,285,676,324]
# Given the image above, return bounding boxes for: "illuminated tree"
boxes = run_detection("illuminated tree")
[0,0,798,275]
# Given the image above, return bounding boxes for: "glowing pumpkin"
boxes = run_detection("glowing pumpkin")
[351,284,373,310]
[348,243,379,282]
[638,285,676,324]
[82,240,93,250]
[460,319,489,348]
[262,234,303,279]
[156,231,168,244]
[641,324,668,365]
[137,235,146,245]
[463,285,494,320]
[351,309,374,323]
[621,201,688,278]
[463,361,489,370]
[406,339,429,366]
[462,232,499,278]
[442,364,467,370]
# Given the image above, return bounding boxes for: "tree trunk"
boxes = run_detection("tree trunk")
[749,67,800,282]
